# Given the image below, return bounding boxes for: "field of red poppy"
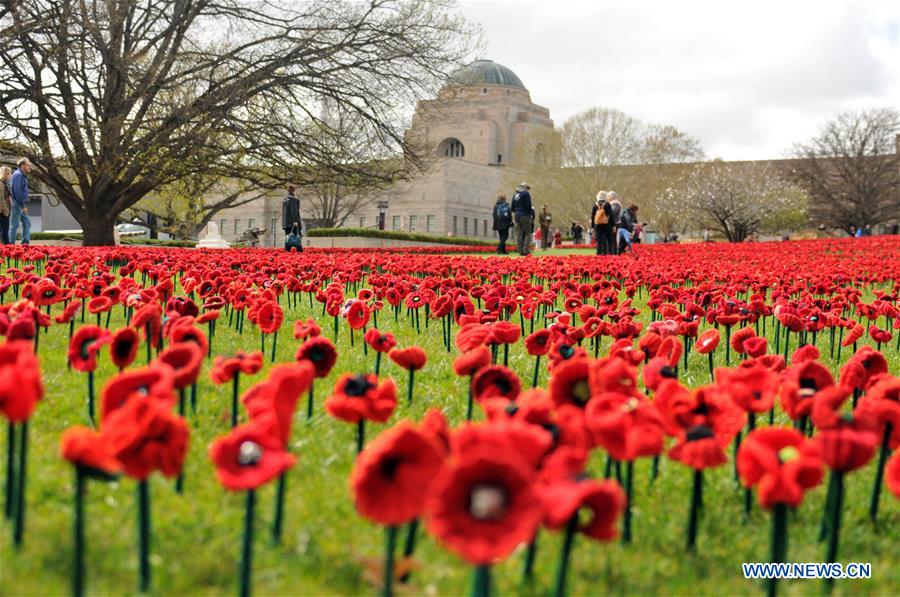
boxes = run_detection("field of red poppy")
[1,238,899,597]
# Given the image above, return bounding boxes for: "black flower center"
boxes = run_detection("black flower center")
[380,455,402,480]
[661,366,677,379]
[686,424,715,442]
[344,374,375,397]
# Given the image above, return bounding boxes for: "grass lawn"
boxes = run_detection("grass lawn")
[0,250,897,597]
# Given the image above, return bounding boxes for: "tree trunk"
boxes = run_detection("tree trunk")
[81,217,117,246]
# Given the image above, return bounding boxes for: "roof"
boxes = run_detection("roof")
[448,60,527,90]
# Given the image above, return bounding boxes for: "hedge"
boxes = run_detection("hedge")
[306,227,496,246]
[30,232,195,247]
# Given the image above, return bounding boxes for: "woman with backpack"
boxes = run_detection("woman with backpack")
[492,194,513,254]
[590,191,614,255]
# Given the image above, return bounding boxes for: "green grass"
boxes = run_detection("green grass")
[1,265,898,596]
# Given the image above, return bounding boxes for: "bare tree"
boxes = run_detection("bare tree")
[789,108,899,234]
[664,162,807,242]
[0,0,478,245]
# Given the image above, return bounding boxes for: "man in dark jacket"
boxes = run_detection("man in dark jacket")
[590,191,614,255]
[282,186,300,236]
[492,194,513,254]
[510,182,534,256]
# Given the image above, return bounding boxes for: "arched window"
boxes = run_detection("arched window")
[439,138,465,158]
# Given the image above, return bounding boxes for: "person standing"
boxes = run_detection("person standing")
[607,191,623,253]
[538,205,553,249]
[618,204,639,255]
[282,185,300,235]
[9,158,32,245]
[510,182,534,256]
[492,194,513,254]
[591,191,614,255]
[0,166,12,244]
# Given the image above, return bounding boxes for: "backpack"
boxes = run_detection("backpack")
[593,202,609,226]
[496,201,510,220]
[285,224,302,252]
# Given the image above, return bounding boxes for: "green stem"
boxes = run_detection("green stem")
[383,525,398,597]
[407,370,414,406]
[532,355,541,388]
[272,472,286,544]
[868,424,892,523]
[472,565,491,597]
[240,489,256,597]
[522,531,538,581]
[73,467,85,597]
[87,370,95,426]
[686,469,702,551]
[399,519,419,583]
[356,420,365,454]
[306,382,315,420]
[231,373,240,428]
[824,471,844,592]
[138,479,151,593]
[553,513,579,597]
[4,421,15,520]
[767,504,788,597]
[466,378,474,421]
[13,421,28,547]
[623,460,634,544]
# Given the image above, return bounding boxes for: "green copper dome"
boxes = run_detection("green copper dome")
[449,60,527,90]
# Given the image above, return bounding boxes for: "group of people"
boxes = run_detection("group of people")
[1,158,33,245]
[591,190,640,255]
[491,183,642,257]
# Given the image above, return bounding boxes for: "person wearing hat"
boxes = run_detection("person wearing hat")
[591,191,614,255]
[607,191,623,253]
[510,182,534,256]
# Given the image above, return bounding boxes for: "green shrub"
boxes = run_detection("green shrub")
[306,227,494,246]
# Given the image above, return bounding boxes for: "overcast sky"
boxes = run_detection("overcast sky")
[455,0,900,160]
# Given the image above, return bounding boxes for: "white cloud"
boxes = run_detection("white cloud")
[456,0,900,159]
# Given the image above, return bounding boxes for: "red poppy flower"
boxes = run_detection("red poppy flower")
[295,336,338,379]
[210,351,264,384]
[855,377,900,450]
[453,346,492,377]
[389,346,427,371]
[324,373,397,423]
[256,300,283,335]
[775,309,803,333]
[869,325,892,344]
[453,420,553,470]
[209,418,296,491]
[815,418,878,472]
[419,408,452,456]
[456,323,491,352]
[59,426,121,475]
[6,316,36,341]
[54,300,82,324]
[0,341,44,422]
[694,328,720,354]
[293,318,321,340]
[538,475,625,541]
[730,327,756,354]
[364,328,396,353]
[100,364,177,423]
[105,397,189,480]
[655,380,746,444]
[196,310,219,325]
[586,393,666,461]
[638,332,663,358]
[242,362,314,446]
[110,327,140,369]
[588,356,640,399]
[742,336,768,358]
[779,360,835,421]
[668,425,729,470]
[87,296,113,314]
[68,325,112,373]
[715,364,779,413]
[491,320,521,345]
[845,346,888,389]
[549,357,593,409]
[344,299,370,330]
[641,356,679,392]
[791,344,820,364]
[736,427,823,508]
[425,444,544,565]
[886,451,900,498]
[472,365,522,403]
[132,303,163,348]
[156,342,204,390]
[841,323,864,347]
[350,422,445,526]
[169,324,209,357]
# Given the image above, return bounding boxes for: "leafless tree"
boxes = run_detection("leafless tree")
[789,108,899,235]
[0,0,478,244]
[662,162,807,242]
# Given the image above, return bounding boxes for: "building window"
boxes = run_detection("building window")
[359,215,367,228]
[452,216,458,234]
[440,138,465,158]
[409,215,418,231]
[271,218,277,244]
[463,217,468,235]
[248,218,255,230]
[426,215,436,232]
[219,219,227,235]
[234,219,241,236]
[497,154,502,164]
[483,220,487,236]
[392,215,401,231]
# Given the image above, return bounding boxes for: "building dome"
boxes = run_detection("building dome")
[448,59,527,90]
